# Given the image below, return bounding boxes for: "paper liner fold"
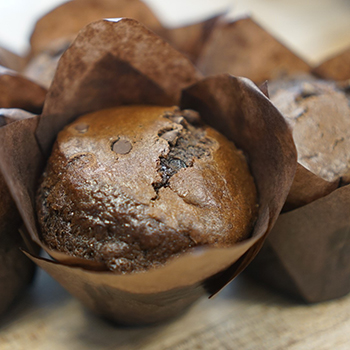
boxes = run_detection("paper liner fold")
[0,109,36,126]
[166,14,223,63]
[313,47,350,81]
[25,0,169,89]
[26,252,205,325]
[37,18,202,154]
[0,47,26,72]
[28,0,223,63]
[29,0,168,57]
[0,166,36,316]
[0,116,44,246]
[0,66,47,114]
[25,0,220,90]
[247,185,350,303]
[196,16,311,83]
[0,106,44,315]
[0,19,297,324]
[283,164,340,211]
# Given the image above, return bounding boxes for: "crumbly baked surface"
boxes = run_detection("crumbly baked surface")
[37,105,258,272]
[269,76,350,182]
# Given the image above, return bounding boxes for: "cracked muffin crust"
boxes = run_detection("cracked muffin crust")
[269,76,350,183]
[37,105,258,272]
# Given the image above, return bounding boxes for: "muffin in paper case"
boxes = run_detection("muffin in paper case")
[0,18,297,325]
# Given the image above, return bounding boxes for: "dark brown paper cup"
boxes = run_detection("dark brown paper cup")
[0,71,47,315]
[0,66,47,115]
[196,16,311,84]
[0,19,297,324]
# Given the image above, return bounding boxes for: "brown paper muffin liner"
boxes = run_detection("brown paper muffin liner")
[24,0,170,89]
[220,26,350,302]
[313,47,350,81]
[247,185,350,303]
[24,0,222,88]
[0,47,26,72]
[28,0,168,58]
[0,66,47,115]
[196,16,311,84]
[0,169,37,316]
[165,14,223,64]
[0,72,47,315]
[0,18,297,325]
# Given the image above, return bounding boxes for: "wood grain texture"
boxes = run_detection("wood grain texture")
[0,270,349,350]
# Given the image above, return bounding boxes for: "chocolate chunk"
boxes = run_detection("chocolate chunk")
[74,123,89,133]
[181,109,201,124]
[160,130,179,145]
[172,115,186,125]
[112,138,132,154]
[297,82,319,100]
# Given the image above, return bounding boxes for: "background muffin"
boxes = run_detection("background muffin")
[246,74,350,302]
[269,75,350,186]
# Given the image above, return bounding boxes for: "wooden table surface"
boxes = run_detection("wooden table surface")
[1,1,350,349]
[1,270,350,350]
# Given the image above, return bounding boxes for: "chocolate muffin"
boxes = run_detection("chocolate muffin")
[246,75,350,302]
[37,105,258,273]
[269,75,350,184]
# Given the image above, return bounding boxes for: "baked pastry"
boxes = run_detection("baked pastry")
[269,75,350,183]
[37,105,258,273]
[246,74,350,303]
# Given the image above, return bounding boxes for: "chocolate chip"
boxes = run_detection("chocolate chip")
[290,106,307,119]
[172,116,186,125]
[112,138,132,154]
[169,158,186,170]
[75,123,89,133]
[299,82,319,98]
[181,109,201,124]
[160,130,179,145]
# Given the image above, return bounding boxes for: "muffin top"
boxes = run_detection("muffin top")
[37,105,258,272]
[269,76,350,182]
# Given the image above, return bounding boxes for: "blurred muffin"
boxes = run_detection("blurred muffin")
[246,74,350,302]
[269,75,350,186]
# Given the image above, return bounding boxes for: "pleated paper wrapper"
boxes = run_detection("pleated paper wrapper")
[0,67,47,316]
